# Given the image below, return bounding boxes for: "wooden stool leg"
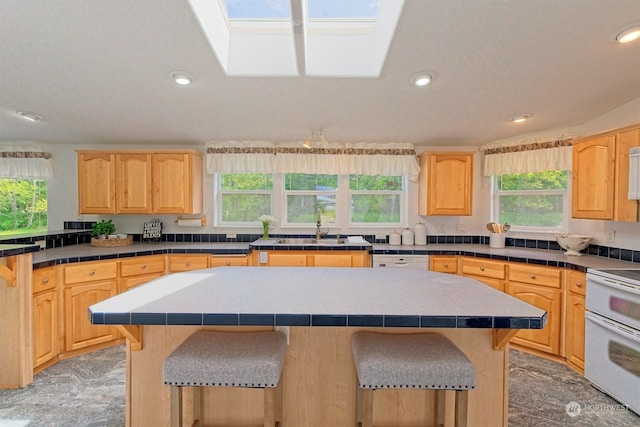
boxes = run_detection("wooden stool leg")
[264,385,280,427]
[192,387,203,427]
[170,386,183,427]
[356,388,374,427]
[454,390,469,427]
[433,389,446,427]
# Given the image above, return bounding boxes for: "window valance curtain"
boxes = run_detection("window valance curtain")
[206,141,420,180]
[0,145,54,179]
[480,133,576,176]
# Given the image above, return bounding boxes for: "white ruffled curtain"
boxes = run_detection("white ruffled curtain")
[206,141,420,180]
[0,145,54,179]
[481,133,577,176]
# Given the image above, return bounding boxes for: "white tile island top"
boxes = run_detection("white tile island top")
[90,266,545,329]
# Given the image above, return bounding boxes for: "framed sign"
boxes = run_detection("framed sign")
[142,219,163,243]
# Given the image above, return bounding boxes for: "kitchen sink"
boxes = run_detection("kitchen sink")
[277,238,347,245]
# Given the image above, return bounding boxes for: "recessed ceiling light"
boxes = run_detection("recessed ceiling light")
[170,71,194,85]
[17,111,42,122]
[609,22,640,44]
[410,72,435,87]
[508,113,531,123]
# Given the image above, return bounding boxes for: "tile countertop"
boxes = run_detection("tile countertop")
[89,266,547,329]
[26,241,639,270]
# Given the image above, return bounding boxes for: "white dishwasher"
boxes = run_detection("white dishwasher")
[372,254,429,269]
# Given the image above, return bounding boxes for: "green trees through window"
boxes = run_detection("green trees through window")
[0,179,48,236]
[495,171,568,228]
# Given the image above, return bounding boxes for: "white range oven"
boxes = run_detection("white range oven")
[585,268,640,415]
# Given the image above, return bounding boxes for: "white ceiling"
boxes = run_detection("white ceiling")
[1,0,639,147]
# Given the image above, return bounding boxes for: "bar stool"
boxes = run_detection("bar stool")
[163,330,287,427]
[351,332,476,427]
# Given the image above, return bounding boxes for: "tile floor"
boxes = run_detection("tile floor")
[0,345,638,426]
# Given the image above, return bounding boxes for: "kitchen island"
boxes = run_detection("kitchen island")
[90,266,545,427]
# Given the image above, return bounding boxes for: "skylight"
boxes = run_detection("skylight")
[188,0,403,77]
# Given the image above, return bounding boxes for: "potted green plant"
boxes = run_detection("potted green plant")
[92,219,116,239]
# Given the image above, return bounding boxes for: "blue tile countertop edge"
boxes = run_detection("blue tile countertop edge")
[0,244,41,258]
[91,311,547,329]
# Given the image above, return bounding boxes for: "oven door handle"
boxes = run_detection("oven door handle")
[586,312,640,342]
[587,274,640,296]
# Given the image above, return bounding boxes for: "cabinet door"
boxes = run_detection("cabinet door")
[64,280,118,352]
[508,263,562,289]
[424,153,473,216]
[168,255,209,272]
[572,135,616,219]
[430,255,458,274]
[77,152,116,214]
[460,257,506,280]
[152,153,203,214]
[121,273,164,292]
[313,253,353,267]
[116,153,152,213]
[120,255,165,278]
[33,289,58,368]
[508,282,562,355]
[565,292,585,372]
[267,252,309,267]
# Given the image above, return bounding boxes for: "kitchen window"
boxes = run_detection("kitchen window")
[492,171,569,232]
[215,173,273,224]
[349,175,402,225]
[215,173,405,228]
[0,178,48,236]
[283,173,338,225]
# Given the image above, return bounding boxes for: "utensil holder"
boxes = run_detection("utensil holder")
[489,233,505,249]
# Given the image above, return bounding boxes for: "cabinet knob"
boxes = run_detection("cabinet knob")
[530,274,536,279]
[43,277,49,283]
[443,263,449,268]
[480,266,485,271]
[141,264,147,269]
[576,281,583,287]
[89,270,95,276]
[186,261,191,267]
[226,261,231,266]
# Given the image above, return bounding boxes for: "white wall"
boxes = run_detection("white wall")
[43,97,640,251]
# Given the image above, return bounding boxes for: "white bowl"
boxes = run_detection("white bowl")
[556,235,592,256]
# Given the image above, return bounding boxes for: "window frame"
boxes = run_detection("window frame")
[347,175,405,227]
[491,172,570,233]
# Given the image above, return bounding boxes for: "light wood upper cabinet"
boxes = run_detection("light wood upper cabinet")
[78,150,203,214]
[115,153,152,214]
[572,126,639,221]
[418,152,473,216]
[152,152,203,214]
[78,152,116,214]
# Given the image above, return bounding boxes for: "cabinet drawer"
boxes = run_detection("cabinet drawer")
[566,269,586,296]
[33,266,57,293]
[210,256,248,267]
[169,255,209,272]
[430,256,458,274]
[509,263,562,288]
[120,255,165,277]
[64,261,118,284]
[460,257,506,279]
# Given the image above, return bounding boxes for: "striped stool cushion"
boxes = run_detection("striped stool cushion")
[352,332,476,390]
[163,330,287,388]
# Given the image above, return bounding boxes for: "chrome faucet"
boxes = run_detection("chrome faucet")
[316,208,322,239]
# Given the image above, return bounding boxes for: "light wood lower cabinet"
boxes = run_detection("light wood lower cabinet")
[120,255,166,292]
[210,255,249,267]
[252,250,370,267]
[168,254,210,272]
[460,257,506,292]
[429,255,458,274]
[507,282,562,356]
[565,270,586,373]
[32,267,58,370]
[63,261,119,352]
